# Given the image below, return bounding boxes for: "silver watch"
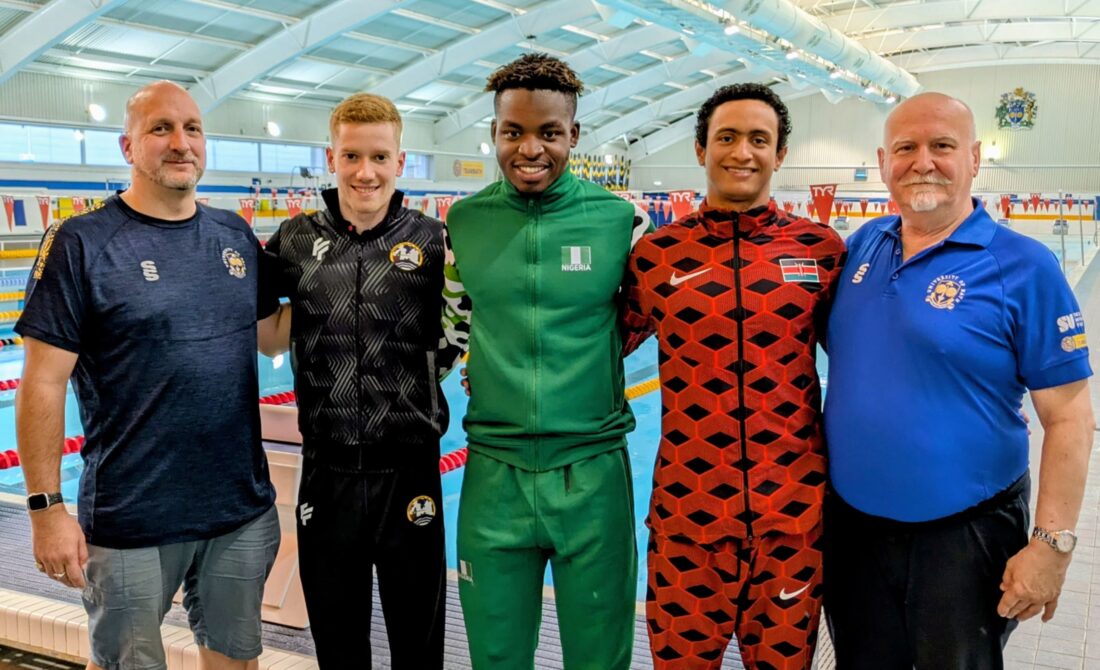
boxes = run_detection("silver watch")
[1032,526,1077,553]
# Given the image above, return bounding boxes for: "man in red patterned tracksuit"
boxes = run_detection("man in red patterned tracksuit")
[623,83,846,669]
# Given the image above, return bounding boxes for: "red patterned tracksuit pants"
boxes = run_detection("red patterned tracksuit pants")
[646,524,824,670]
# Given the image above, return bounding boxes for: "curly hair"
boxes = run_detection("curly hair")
[485,53,584,116]
[695,83,791,152]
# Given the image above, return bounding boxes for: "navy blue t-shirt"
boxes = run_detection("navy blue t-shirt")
[16,196,278,548]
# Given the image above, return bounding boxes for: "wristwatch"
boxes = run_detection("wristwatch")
[26,492,63,512]
[1032,526,1077,553]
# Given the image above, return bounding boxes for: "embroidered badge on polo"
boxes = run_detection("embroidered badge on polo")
[925,275,966,310]
[779,258,820,283]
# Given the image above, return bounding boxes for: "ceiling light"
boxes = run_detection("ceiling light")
[829,69,843,79]
[653,180,663,186]
[73,130,85,141]
[265,121,281,137]
[87,103,106,122]
[479,142,491,155]
[604,154,615,165]
[724,22,739,36]
[885,95,898,104]
[864,84,876,95]
[785,50,800,60]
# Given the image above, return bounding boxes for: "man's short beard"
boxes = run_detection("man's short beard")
[909,190,940,212]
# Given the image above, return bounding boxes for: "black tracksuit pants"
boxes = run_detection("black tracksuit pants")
[824,473,1031,670]
[296,444,445,669]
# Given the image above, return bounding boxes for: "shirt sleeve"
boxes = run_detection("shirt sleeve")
[438,223,471,380]
[14,223,88,353]
[1006,244,1093,389]
[621,239,656,356]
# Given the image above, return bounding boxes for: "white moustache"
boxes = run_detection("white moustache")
[901,176,951,186]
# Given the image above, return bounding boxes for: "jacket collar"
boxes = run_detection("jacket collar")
[697,198,776,238]
[322,188,406,238]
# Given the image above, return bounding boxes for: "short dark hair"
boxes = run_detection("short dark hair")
[485,53,584,117]
[695,83,791,152]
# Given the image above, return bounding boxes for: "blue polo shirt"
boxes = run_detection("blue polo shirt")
[824,199,1091,522]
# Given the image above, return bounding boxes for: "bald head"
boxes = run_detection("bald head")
[885,92,976,146]
[877,91,981,223]
[124,81,197,134]
[119,80,206,195]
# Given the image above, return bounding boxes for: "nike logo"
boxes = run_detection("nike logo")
[779,584,811,601]
[669,268,711,286]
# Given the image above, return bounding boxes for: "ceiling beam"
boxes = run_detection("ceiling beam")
[189,0,397,112]
[0,0,128,84]
[433,20,679,143]
[372,0,597,102]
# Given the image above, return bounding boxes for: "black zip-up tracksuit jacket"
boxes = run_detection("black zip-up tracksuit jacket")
[266,189,465,466]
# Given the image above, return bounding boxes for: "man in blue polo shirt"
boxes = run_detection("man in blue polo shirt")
[824,92,1094,668]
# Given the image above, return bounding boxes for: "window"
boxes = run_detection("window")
[0,123,80,164]
[403,151,432,180]
[208,139,259,172]
[84,130,128,167]
[261,143,324,174]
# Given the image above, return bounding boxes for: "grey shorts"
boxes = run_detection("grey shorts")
[82,505,280,670]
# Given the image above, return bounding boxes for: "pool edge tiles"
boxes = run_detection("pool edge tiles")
[0,588,319,669]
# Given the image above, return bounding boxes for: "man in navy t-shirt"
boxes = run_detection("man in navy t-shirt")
[824,92,1095,669]
[15,81,285,670]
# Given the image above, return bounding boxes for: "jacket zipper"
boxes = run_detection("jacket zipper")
[528,198,541,469]
[355,243,364,443]
[732,218,755,539]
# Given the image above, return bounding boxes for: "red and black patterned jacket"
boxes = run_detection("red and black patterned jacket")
[623,201,845,543]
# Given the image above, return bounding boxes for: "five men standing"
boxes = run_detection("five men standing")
[11,59,1095,670]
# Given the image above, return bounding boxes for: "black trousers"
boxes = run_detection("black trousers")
[297,445,445,669]
[823,473,1030,670]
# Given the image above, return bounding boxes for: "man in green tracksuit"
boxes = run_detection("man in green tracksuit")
[445,54,650,669]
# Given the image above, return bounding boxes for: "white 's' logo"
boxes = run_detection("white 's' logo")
[312,238,331,262]
[851,263,869,284]
[140,260,159,282]
[299,502,314,525]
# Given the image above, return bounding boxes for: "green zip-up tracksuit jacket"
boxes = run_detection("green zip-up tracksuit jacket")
[445,171,649,471]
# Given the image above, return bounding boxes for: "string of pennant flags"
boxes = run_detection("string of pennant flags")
[1,189,1096,232]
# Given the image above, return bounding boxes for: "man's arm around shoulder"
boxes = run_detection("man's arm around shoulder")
[16,337,87,588]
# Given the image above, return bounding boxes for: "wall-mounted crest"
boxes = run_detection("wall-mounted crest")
[996,88,1038,130]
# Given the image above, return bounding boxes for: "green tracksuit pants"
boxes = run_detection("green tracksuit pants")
[457,448,638,669]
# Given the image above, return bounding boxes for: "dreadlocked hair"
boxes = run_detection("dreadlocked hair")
[485,53,584,115]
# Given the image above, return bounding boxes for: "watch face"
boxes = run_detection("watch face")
[26,493,48,511]
[1055,532,1077,553]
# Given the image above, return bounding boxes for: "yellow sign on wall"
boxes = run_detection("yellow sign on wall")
[452,159,485,179]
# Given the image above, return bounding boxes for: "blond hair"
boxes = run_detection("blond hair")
[329,93,402,142]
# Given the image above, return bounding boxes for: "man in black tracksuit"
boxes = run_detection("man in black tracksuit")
[262,93,470,668]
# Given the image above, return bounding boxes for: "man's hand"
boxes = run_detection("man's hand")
[30,506,88,589]
[997,540,1070,622]
[460,367,470,397]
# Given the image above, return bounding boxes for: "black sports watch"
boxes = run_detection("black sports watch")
[26,492,63,512]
